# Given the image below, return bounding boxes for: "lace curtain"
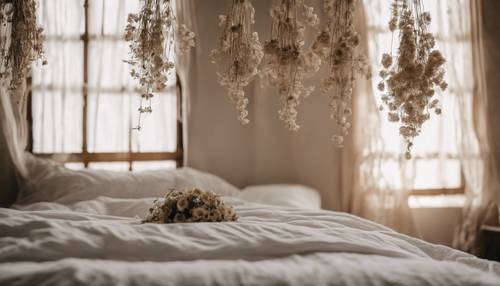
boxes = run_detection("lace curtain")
[344,0,473,236]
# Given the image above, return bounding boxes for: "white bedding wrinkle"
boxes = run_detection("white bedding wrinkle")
[2,197,500,286]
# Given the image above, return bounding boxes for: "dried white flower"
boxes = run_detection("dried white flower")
[262,0,321,131]
[311,0,370,146]
[0,0,46,104]
[379,0,447,159]
[144,188,238,223]
[211,0,264,124]
[125,0,195,130]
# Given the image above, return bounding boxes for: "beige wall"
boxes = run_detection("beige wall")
[185,0,343,210]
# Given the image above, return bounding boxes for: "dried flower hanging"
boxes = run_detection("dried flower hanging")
[0,0,46,104]
[311,0,370,146]
[210,0,264,125]
[125,0,195,130]
[378,0,447,159]
[262,0,321,131]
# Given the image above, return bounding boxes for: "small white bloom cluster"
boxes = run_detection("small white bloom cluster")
[125,0,195,130]
[311,0,370,146]
[0,0,46,103]
[378,0,447,159]
[210,0,264,125]
[262,0,321,131]
[144,188,238,223]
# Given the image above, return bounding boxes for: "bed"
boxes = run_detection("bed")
[1,156,499,285]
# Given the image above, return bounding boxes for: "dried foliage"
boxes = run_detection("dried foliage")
[312,0,370,146]
[0,0,46,104]
[262,0,321,131]
[378,0,447,159]
[144,188,238,223]
[125,0,195,130]
[210,0,264,125]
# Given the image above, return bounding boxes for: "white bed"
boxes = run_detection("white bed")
[1,157,499,285]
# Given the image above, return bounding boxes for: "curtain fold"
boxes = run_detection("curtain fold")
[175,0,197,166]
[453,0,500,254]
[0,3,30,206]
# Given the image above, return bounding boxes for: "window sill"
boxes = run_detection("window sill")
[408,195,465,208]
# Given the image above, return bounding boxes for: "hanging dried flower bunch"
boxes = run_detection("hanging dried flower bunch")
[0,0,46,104]
[262,0,321,131]
[125,0,195,130]
[144,188,238,223]
[378,0,447,159]
[210,0,264,125]
[311,0,370,146]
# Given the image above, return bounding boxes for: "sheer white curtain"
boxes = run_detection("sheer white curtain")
[344,0,471,236]
[32,0,178,171]
[0,3,31,205]
[453,0,500,254]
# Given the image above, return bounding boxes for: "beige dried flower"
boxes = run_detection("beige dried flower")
[0,0,46,104]
[378,0,447,159]
[262,0,321,131]
[144,187,238,224]
[125,0,195,130]
[311,0,370,146]
[211,0,264,125]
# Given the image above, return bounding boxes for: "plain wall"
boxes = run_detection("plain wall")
[185,0,342,210]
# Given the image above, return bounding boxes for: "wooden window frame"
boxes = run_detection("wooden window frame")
[27,0,183,170]
[409,172,464,196]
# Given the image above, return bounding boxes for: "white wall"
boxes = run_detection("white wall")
[412,208,461,246]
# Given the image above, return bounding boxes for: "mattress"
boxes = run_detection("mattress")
[1,195,499,286]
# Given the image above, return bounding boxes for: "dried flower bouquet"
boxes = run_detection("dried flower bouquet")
[211,0,264,125]
[144,188,238,224]
[262,0,321,131]
[0,0,46,104]
[312,0,370,146]
[378,0,447,159]
[125,0,195,130]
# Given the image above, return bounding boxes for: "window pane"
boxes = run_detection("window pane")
[89,162,130,171]
[65,163,85,170]
[413,159,461,190]
[130,93,177,152]
[88,40,136,91]
[132,161,176,172]
[38,0,84,37]
[89,0,140,36]
[87,92,132,153]
[33,41,84,88]
[32,91,83,153]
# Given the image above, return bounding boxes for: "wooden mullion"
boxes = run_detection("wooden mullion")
[410,187,464,196]
[82,0,90,167]
[34,152,181,164]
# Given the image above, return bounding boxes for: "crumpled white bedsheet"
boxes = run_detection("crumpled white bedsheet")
[1,196,499,286]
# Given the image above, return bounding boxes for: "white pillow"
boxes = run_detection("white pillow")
[238,184,321,210]
[17,154,240,205]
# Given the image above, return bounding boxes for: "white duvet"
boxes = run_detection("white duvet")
[1,196,500,286]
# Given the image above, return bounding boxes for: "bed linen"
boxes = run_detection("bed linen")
[1,196,500,286]
[239,184,321,210]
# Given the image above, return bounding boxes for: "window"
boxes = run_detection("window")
[29,0,182,171]
[364,1,469,196]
